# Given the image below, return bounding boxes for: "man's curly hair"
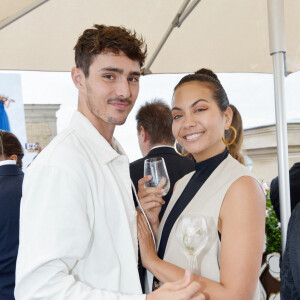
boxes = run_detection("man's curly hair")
[74,24,147,77]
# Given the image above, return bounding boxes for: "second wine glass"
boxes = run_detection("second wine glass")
[175,214,208,274]
[144,157,170,196]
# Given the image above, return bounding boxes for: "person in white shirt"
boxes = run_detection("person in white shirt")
[15,24,204,300]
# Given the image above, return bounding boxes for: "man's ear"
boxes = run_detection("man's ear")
[71,67,85,91]
[139,126,147,142]
[9,154,18,162]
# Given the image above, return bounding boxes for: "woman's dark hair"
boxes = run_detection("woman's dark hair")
[0,130,24,169]
[225,104,245,165]
[174,68,229,112]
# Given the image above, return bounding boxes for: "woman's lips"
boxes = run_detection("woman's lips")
[183,132,204,141]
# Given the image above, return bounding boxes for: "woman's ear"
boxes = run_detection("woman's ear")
[224,106,233,128]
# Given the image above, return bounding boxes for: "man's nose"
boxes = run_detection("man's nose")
[115,78,131,99]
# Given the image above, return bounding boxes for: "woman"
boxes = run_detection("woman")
[137,70,265,300]
[0,95,14,131]
[0,130,24,300]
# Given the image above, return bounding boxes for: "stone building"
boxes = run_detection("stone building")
[244,122,300,184]
[24,104,60,150]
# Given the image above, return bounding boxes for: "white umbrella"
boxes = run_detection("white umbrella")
[1,0,298,250]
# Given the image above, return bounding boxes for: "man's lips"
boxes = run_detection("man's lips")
[107,98,131,110]
[110,102,130,109]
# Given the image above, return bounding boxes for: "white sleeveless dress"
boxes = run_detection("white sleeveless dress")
[155,155,261,300]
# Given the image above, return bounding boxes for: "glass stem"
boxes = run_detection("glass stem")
[187,255,196,276]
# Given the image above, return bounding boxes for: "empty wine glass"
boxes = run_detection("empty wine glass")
[175,214,208,274]
[144,157,170,196]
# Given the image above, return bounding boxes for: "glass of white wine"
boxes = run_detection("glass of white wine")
[144,157,170,196]
[175,214,208,274]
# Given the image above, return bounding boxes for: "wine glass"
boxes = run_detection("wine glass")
[175,214,208,274]
[144,157,170,196]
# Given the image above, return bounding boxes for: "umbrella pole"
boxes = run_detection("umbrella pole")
[268,0,291,253]
[143,0,202,74]
[0,0,49,30]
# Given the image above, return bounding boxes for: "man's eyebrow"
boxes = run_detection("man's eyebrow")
[100,67,123,74]
[99,68,140,77]
[130,71,141,77]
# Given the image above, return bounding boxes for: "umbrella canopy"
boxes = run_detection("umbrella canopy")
[0,0,298,251]
[0,0,299,74]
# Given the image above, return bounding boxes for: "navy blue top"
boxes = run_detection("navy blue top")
[0,164,24,300]
[157,148,229,260]
[281,202,300,300]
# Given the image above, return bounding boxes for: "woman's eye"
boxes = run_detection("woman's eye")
[173,114,182,120]
[195,108,206,113]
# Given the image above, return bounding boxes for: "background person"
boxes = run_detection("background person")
[137,69,265,299]
[270,162,300,221]
[130,99,195,220]
[280,201,300,299]
[0,130,24,300]
[0,95,15,131]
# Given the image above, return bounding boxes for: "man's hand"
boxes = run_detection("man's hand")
[147,270,205,300]
[137,175,165,233]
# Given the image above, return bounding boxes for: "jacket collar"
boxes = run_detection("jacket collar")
[147,146,177,157]
[0,164,24,176]
[70,111,127,164]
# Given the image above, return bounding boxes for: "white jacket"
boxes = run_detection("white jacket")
[15,111,145,300]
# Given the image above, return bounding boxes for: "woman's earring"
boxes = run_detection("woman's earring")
[222,126,237,146]
[174,140,190,157]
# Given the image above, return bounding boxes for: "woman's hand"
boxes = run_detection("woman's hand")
[137,209,160,270]
[137,175,165,233]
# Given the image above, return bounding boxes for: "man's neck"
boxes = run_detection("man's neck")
[77,108,115,145]
[145,143,173,156]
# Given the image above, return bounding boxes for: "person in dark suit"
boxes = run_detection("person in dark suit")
[130,99,195,221]
[270,162,300,221]
[0,130,24,300]
[281,201,300,299]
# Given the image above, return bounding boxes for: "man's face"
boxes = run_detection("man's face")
[75,51,141,132]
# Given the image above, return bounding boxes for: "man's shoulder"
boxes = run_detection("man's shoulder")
[30,127,82,168]
[130,157,145,169]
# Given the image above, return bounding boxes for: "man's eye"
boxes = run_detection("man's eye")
[128,77,139,83]
[103,74,114,80]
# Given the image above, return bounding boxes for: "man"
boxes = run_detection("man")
[270,162,300,221]
[130,99,195,220]
[15,25,203,300]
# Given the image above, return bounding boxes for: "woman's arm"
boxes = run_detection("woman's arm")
[138,176,265,300]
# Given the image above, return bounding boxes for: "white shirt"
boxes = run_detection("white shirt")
[15,111,146,300]
[0,159,16,166]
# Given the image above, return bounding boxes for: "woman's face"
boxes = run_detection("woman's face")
[172,81,232,162]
